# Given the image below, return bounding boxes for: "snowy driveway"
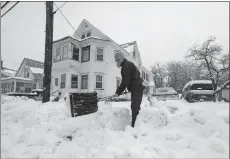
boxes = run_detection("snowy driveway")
[1,95,229,158]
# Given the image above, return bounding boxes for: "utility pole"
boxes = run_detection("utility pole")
[42,2,53,103]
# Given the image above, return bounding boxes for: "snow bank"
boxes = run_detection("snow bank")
[1,95,229,158]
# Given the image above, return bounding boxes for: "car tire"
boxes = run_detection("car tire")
[186,96,193,103]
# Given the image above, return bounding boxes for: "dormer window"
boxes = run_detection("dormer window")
[81,34,85,39]
[87,32,91,37]
[133,51,136,59]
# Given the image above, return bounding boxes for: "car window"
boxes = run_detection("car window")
[190,84,213,90]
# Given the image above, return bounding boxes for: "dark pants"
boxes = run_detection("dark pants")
[131,91,144,127]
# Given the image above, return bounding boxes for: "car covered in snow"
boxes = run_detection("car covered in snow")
[182,80,215,103]
[31,89,44,96]
[31,89,44,100]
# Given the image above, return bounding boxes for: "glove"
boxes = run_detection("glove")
[113,94,119,98]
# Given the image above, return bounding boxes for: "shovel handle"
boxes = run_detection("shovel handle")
[98,92,130,101]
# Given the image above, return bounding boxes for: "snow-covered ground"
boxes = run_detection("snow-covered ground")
[1,95,229,158]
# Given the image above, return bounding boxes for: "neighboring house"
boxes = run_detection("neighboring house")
[1,58,44,93]
[51,19,154,98]
[216,80,229,102]
[1,68,16,78]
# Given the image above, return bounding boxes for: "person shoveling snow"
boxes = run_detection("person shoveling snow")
[113,50,146,128]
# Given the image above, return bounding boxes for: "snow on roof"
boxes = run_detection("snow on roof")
[1,69,16,77]
[122,45,134,54]
[120,41,135,55]
[148,81,155,87]
[54,36,109,44]
[25,58,43,68]
[1,77,34,81]
[30,67,43,74]
[182,80,212,92]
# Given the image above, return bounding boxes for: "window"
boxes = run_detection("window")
[95,75,103,89]
[72,44,79,61]
[96,47,104,61]
[146,74,149,82]
[133,51,136,59]
[116,77,121,89]
[55,78,58,86]
[33,84,36,89]
[56,48,61,61]
[11,82,14,92]
[71,75,78,88]
[81,34,85,39]
[62,46,68,60]
[81,46,90,62]
[81,75,88,89]
[190,84,213,90]
[16,82,25,93]
[24,69,29,78]
[60,74,66,88]
[25,83,32,93]
[87,32,91,37]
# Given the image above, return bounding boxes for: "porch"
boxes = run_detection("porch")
[1,77,36,93]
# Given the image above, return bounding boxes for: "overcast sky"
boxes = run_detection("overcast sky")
[1,2,229,70]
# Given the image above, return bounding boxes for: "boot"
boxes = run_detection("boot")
[131,116,137,127]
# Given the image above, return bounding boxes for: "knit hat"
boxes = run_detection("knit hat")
[114,50,125,62]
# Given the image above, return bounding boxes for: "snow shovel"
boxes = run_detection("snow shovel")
[98,92,131,105]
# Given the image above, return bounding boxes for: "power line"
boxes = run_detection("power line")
[1,1,9,9]
[2,67,17,71]
[53,2,67,14]
[1,59,71,72]
[54,3,77,35]
[1,1,19,18]
[2,60,20,65]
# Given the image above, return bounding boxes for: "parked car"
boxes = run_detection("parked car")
[31,89,44,100]
[182,80,215,103]
[31,89,44,96]
[215,80,229,102]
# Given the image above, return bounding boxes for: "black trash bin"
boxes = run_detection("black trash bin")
[69,91,98,117]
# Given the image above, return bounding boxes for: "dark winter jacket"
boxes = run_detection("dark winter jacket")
[116,58,145,95]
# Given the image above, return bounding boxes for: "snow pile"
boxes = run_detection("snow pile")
[155,87,178,95]
[1,95,229,158]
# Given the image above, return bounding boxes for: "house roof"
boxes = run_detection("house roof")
[30,67,43,74]
[1,69,16,77]
[1,77,34,81]
[15,58,44,78]
[33,73,43,80]
[25,58,43,68]
[53,36,109,44]
[76,19,135,60]
[120,41,136,55]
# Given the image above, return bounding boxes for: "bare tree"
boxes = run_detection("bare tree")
[186,36,228,90]
[166,61,204,91]
[151,62,167,88]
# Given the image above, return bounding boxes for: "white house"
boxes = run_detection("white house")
[1,58,44,93]
[51,19,154,98]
